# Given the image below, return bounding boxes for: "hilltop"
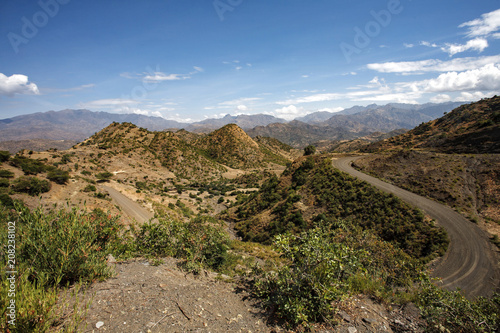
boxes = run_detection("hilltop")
[195,124,294,169]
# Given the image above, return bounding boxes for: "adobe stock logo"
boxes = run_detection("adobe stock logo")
[7,0,71,54]
[340,0,404,63]
[213,0,243,21]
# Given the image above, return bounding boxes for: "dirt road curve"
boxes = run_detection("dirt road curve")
[333,156,499,298]
[101,185,154,224]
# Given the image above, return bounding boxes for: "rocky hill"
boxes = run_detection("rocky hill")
[366,97,500,153]
[195,124,295,169]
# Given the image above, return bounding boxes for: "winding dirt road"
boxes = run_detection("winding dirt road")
[101,185,154,224]
[332,156,499,298]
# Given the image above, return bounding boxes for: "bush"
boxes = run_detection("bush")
[47,169,70,184]
[83,184,97,192]
[10,156,47,175]
[303,145,316,156]
[0,151,10,162]
[96,171,113,182]
[0,179,9,188]
[11,176,51,196]
[135,216,230,273]
[14,206,122,286]
[0,205,125,331]
[255,221,426,328]
[0,170,14,178]
[0,194,14,209]
[416,282,500,332]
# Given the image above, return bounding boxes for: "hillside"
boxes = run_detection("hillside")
[366,96,500,153]
[227,154,448,260]
[1,122,499,332]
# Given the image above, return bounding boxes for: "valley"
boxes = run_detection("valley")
[1,97,500,332]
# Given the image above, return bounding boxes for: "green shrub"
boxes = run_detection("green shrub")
[81,170,92,176]
[0,170,14,178]
[83,184,97,192]
[11,176,51,196]
[255,228,361,326]
[0,179,9,188]
[303,145,316,156]
[14,206,122,286]
[416,283,500,332]
[135,216,230,273]
[10,156,47,175]
[0,151,10,163]
[0,194,14,209]
[0,205,125,331]
[47,169,70,184]
[96,171,113,182]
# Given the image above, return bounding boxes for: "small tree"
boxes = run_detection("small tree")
[0,151,10,163]
[47,169,70,184]
[304,145,316,156]
[96,171,113,182]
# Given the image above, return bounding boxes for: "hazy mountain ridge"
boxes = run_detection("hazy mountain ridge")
[0,101,466,152]
[366,97,500,153]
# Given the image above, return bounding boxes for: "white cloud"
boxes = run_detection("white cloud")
[420,41,438,48]
[454,91,488,102]
[193,66,204,72]
[424,63,500,92]
[460,9,500,37]
[277,93,342,105]
[0,73,39,96]
[274,105,305,120]
[401,64,500,94]
[367,55,500,73]
[318,107,344,113]
[219,97,260,107]
[430,94,451,103]
[441,38,488,56]
[237,105,248,111]
[404,43,414,48]
[83,98,136,107]
[143,72,187,82]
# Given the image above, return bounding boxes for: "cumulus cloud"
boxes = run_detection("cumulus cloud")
[392,64,500,102]
[441,38,488,56]
[460,8,500,37]
[454,91,488,102]
[430,94,451,103]
[420,63,500,92]
[274,105,305,120]
[367,55,500,73]
[0,73,39,96]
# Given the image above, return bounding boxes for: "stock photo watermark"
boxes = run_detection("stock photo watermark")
[6,221,17,327]
[7,0,71,54]
[213,0,243,21]
[340,0,404,63]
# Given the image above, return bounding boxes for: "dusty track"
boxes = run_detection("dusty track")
[332,156,499,298]
[101,185,154,224]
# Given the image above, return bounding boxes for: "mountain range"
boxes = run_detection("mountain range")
[0,101,466,151]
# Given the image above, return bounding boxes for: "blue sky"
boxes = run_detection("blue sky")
[1,0,500,121]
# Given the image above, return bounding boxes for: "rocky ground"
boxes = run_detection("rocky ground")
[67,257,426,333]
